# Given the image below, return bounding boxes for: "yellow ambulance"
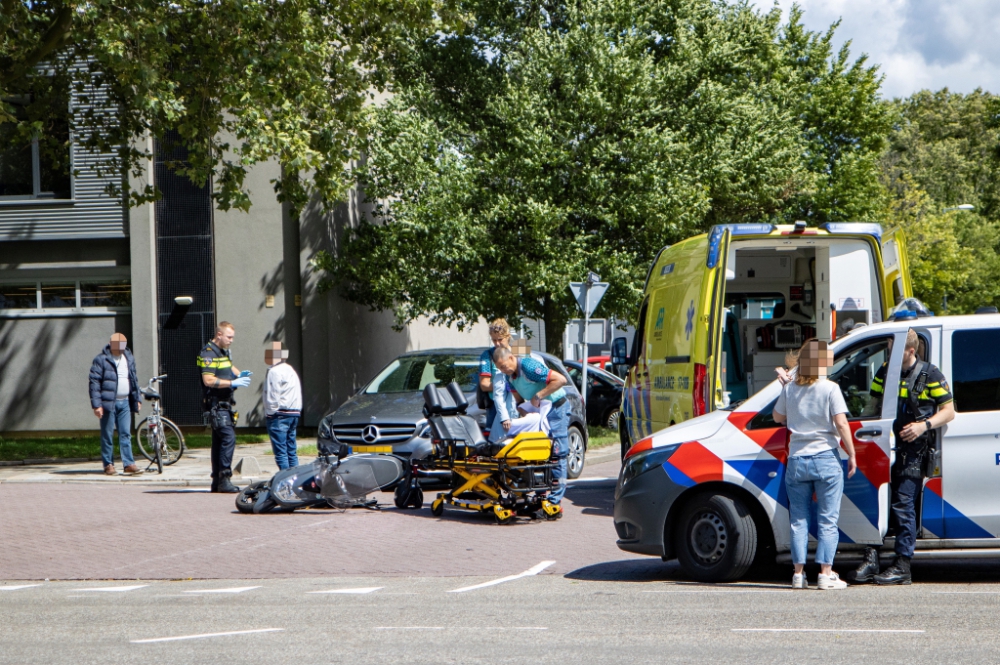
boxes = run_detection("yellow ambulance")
[611,222,913,457]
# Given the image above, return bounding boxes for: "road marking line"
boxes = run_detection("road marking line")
[644,589,792,594]
[375,627,445,630]
[183,586,261,594]
[307,587,383,594]
[71,585,149,593]
[733,629,925,634]
[132,628,284,644]
[932,591,1000,594]
[448,560,555,593]
[374,627,546,631]
[569,477,611,482]
[0,585,41,591]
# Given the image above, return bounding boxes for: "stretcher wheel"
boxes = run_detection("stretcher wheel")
[409,488,424,508]
[493,505,515,525]
[431,499,444,517]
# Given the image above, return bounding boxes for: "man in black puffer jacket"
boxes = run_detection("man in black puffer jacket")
[89,333,143,476]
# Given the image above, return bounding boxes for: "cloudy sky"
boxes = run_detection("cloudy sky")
[745,0,1000,99]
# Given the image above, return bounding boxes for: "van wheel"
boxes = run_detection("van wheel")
[674,493,758,582]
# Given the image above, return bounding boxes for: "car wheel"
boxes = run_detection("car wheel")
[566,425,586,479]
[605,409,620,431]
[674,493,758,582]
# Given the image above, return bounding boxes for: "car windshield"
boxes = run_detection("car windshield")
[365,354,481,394]
[568,363,624,387]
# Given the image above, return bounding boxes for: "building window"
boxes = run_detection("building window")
[0,93,72,200]
[0,279,131,315]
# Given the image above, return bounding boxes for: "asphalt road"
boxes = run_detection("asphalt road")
[5,454,1000,663]
[4,572,1000,665]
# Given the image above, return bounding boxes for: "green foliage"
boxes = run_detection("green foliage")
[322,0,892,353]
[882,90,1000,314]
[0,0,460,211]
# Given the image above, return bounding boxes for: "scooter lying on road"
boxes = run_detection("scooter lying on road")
[235,440,407,514]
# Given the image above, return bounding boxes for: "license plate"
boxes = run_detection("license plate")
[350,445,392,454]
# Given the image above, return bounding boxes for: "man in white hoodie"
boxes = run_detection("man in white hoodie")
[263,342,303,470]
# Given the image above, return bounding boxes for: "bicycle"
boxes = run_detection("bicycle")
[135,375,185,474]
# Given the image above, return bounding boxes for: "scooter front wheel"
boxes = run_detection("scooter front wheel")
[236,481,268,514]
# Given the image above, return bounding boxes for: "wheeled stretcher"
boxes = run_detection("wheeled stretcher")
[419,382,562,524]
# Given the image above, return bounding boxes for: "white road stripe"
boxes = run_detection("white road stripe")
[0,585,41,591]
[307,587,383,595]
[374,627,546,631]
[733,629,925,634]
[183,586,261,594]
[131,628,284,644]
[644,589,792,594]
[448,560,555,593]
[932,591,1000,594]
[568,477,611,482]
[71,585,149,593]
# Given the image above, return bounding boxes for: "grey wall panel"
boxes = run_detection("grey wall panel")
[0,315,130,431]
[0,69,126,241]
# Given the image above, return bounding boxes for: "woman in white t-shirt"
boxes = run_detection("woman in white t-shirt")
[773,339,857,590]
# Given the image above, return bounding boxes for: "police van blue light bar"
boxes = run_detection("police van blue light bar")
[706,224,775,268]
[820,223,883,243]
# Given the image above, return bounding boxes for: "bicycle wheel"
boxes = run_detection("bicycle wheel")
[154,429,163,474]
[135,418,154,462]
[158,418,185,465]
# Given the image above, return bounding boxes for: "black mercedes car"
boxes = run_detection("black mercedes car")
[317,348,590,480]
[564,360,624,431]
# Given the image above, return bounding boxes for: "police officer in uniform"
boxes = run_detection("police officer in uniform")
[198,321,252,493]
[851,329,955,584]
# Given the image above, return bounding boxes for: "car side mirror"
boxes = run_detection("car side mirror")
[611,337,629,366]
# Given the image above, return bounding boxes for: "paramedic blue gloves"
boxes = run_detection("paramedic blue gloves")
[239,370,253,378]
[231,376,252,388]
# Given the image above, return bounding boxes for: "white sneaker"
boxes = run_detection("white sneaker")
[792,573,807,589]
[817,573,847,590]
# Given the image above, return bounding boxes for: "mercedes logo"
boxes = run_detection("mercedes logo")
[361,425,380,443]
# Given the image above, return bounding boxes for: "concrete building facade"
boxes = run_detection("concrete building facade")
[0,124,483,433]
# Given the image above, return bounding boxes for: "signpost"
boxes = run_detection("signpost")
[568,272,609,404]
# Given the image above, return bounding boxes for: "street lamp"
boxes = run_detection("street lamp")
[943,204,975,212]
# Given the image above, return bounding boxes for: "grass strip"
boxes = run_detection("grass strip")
[0,433,269,462]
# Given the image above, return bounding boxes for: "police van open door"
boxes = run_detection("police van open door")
[826,330,906,544]
[881,229,913,309]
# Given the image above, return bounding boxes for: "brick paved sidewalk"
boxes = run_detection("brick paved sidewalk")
[0,458,632,580]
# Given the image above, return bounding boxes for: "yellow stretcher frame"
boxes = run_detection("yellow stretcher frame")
[429,431,562,524]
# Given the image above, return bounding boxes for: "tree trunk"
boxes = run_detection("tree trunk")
[542,294,569,359]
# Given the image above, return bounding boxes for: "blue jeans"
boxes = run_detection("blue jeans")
[546,401,571,504]
[100,399,134,467]
[266,414,299,470]
[785,450,844,565]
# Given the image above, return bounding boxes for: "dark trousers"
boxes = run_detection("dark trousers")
[211,424,236,481]
[890,474,922,558]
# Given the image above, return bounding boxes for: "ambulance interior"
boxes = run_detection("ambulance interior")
[721,240,883,405]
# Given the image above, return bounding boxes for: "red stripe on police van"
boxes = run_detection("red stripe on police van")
[667,441,724,484]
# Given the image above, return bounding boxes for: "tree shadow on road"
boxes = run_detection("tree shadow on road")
[564,481,615,517]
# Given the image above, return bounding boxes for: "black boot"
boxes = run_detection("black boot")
[850,547,880,584]
[874,556,912,585]
[214,476,240,493]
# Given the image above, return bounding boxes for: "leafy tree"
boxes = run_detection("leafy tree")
[0,0,459,211]
[321,0,893,354]
[882,90,1000,313]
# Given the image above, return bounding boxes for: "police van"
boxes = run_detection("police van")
[613,311,1000,581]
[612,222,913,459]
